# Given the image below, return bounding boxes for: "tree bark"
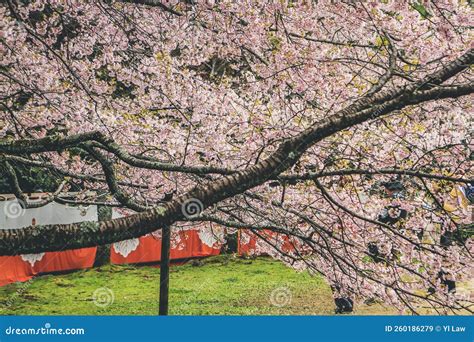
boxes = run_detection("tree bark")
[0,49,472,256]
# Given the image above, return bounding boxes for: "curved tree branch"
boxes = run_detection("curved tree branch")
[0,48,472,255]
[280,168,472,184]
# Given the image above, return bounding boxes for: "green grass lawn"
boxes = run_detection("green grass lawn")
[0,255,393,315]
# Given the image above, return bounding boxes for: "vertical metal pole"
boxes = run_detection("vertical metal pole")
[159,225,171,316]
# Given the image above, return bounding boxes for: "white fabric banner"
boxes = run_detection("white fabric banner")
[0,200,98,229]
[0,199,98,265]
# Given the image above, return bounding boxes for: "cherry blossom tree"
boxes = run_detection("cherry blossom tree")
[0,0,473,314]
